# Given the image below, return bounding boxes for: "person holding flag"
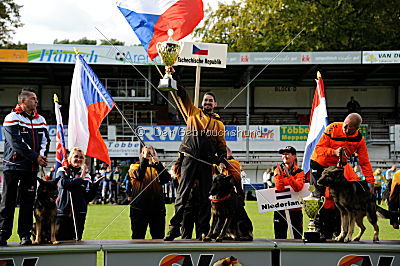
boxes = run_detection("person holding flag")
[55,147,103,241]
[68,50,115,166]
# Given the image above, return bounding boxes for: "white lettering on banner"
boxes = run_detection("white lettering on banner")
[106,141,140,157]
[256,184,310,213]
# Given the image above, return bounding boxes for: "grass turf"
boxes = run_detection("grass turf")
[8,201,400,242]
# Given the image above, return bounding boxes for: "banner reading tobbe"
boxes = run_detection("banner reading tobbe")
[280,125,368,141]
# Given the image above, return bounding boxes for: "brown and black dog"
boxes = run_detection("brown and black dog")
[318,166,395,242]
[203,174,253,242]
[33,178,59,245]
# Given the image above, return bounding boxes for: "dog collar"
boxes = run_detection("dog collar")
[210,194,231,203]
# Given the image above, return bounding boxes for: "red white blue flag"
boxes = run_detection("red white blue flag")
[68,54,115,165]
[116,0,204,59]
[302,73,329,175]
[54,98,68,176]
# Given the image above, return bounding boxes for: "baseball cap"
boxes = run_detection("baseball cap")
[278,146,296,155]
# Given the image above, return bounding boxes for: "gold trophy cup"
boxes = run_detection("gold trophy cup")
[156,29,183,92]
[299,188,326,242]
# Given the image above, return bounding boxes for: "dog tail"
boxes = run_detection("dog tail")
[376,206,400,219]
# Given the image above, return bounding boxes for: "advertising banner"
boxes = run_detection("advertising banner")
[176,42,228,68]
[107,141,140,157]
[363,51,400,64]
[256,184,310,213]
[280,125,369,141]
[27,44,161,65]
[236,126,280,142]
[0,49,28,63]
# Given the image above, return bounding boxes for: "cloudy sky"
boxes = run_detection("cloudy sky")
[11,0,232,45]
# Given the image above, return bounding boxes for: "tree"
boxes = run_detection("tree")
[0,0,23,45]
[195,0,400,52]
[53,37,97,45]
[99,38,125,46]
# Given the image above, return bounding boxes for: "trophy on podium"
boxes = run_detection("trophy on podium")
[156,29,183,92]
[299,186,326,242]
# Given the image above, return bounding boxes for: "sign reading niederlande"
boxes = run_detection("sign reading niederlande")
[176,42,228,68]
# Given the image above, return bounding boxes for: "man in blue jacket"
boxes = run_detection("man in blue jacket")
[0,88,50,246]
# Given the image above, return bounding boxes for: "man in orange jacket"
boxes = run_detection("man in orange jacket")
[310,113,374,240]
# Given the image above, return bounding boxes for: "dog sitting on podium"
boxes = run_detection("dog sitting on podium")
[318,166,394,242]
[203,174,253,242]
[32,177,59,244]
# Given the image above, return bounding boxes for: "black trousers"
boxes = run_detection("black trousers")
[0,171,37,240]
[130,208,166,239]
[316,208,341,239]
[181,185,201,239]
[274,210,303,239]
[310,160,326,198]
[56,215,86,241]
[389,184,400,226]
[169,156,212,237]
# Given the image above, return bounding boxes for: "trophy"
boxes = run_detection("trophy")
[299,186,326,242]
[156,29,183,92]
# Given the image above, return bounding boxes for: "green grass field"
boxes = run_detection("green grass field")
[8,201,400,242]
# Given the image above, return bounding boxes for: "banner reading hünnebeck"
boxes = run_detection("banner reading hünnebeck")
[176,42,228,68]
[256,184,310,213]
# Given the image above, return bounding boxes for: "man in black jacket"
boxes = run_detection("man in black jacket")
[0,88,50,246]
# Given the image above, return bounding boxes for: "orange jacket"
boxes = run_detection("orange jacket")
[311,122,374,184]
[274,164,305,211]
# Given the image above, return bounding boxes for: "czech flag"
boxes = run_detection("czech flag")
[116,0,204,59]
[54,95,68,177]
[192,44,208,55]
[68,54,115,165]
[302,72,329,175]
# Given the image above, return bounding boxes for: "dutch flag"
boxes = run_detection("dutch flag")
[68,54,115,165]
[302,72,329,175]
[116,0,204,60]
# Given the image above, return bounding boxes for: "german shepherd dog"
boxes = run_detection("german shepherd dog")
[203,174,253,242]
[318,166,393,242]
[32,178,59,244]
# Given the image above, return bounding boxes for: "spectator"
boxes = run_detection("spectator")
[127,146,171,239]
[56,147,103,241]
[0,88,50,246]
[263,167,275,189]
[389,170,400,229]
[346,96,361,114]
[373,168,387,205]
[101,166,113,204]
[274,146,304,239]
[228,115,240,125]
[354,165,365,181]
[386,165,397,182]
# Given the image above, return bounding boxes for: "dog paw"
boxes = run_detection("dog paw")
[352,237,360,242]
[202,237,212,242]
[33,241,39,245]
[344,237,351,243]
[52,241,60,245]
[215,237,223,242]
[335,236,344,242]
[373,237,379,243]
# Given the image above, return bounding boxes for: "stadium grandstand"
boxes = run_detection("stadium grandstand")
[1,45,400,182]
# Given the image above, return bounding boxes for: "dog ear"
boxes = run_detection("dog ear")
[224,175,234,182]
